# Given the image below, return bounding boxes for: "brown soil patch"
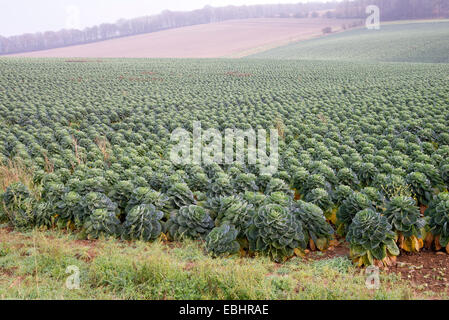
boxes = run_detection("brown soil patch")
[1,226,14,233]
[8,276,24,289]
[389,249,449,294]
[0,266,17,277]
[307,241,350,261]
[183,262,197,271]
[72,239,98,248]
[307,241,449,294]
[10,18,357,59]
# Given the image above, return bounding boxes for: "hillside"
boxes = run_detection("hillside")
[250,20,449,63]
[10,18,356,58]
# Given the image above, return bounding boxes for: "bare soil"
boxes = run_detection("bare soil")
[10,18,356,59]
[308,240,449,294]
[392,249,449,294]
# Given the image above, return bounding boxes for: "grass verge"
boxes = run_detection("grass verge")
[0,224,446,300]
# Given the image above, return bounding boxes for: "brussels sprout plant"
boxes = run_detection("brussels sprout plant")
[205,223,240,257]
[247,204,306,262]
[346,209,399,267]
[122,204,165,241]
[425,193,449,253]
[166,205,214,240]
[291,201,335,251]
[385,196,425,252]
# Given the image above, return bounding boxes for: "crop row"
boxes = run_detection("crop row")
[0,58,449,265]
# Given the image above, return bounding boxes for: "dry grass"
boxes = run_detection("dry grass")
[0,226,437,300]
[0,159,34,192]
[71,136,86,169]
[95,137,111,163]
[43,154,54,173]
[275,118,285,140]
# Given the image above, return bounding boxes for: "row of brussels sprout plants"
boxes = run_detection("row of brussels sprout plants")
[2,164,449,266]
[1,59,449,266]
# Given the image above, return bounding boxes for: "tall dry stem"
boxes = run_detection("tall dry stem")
[0,159,34,192]
[95,137,111,163]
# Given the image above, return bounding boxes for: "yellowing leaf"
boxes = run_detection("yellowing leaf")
[329,239,340,247]
[159,233,168,242]
[389,255,397,265]
[326,208,338,225]
[294,248,305,257]
[294,190,301,201]
[400,238,411,252]
[435,235,442,251]
[418,238,424,249]
[357,257,364,267]
[410,236,421,252]
[316,238,329,251]
[424,232,434,249]
[309,238,316,251]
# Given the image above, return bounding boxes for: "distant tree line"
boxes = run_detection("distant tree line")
[336,0,449,20]
[0,2,337,55]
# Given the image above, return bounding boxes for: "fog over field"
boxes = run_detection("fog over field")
[12,18,356,58]
[0,0,333,36]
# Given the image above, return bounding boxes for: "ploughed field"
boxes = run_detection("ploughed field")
[8,18,356,59]
[1,58,449,267]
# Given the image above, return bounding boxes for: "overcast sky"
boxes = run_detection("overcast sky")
[0,0,339,37]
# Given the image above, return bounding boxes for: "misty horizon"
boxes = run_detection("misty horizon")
[0,0,341,37]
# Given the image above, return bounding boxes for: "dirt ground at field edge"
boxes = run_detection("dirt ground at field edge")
[307,240,449,295]
[391,249,449,294]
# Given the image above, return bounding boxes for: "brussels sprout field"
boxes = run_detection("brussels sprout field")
[251,21,449,63]
[0,58,449,265]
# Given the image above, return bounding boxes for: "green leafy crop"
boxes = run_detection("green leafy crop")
[167,183,195,209]
[385,196,425,252]
[1,57,448,265]
[122,204,164,241]
[125,187,169,213]
[213,195,254,236]
[205,223,240,257]
[1,182,35,229]
[406,172,433,206]
[426,192,449,250]
[385,196,425,238]
[304,188,334,214]
[263,191,292,207]
[336,192,373,234]
[346,209,399,267]
[291,200,334,251]
[247,204,306,262]
[83,208,121,239]
[167,205,214,240]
